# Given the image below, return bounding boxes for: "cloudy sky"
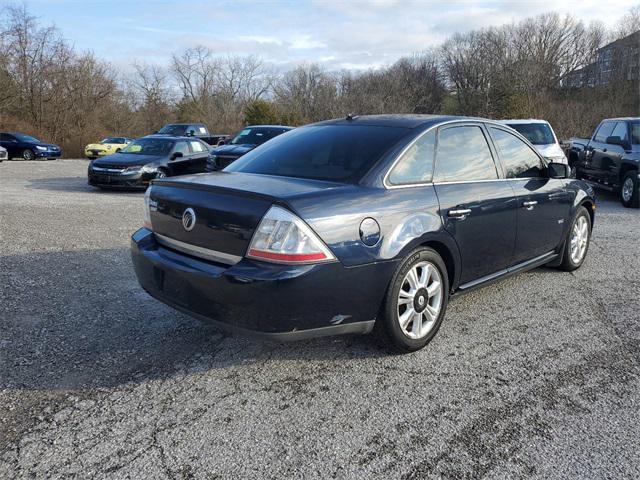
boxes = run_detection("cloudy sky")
[22,0,637,71]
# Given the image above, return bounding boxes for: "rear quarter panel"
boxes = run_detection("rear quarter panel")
[287,185,459,273]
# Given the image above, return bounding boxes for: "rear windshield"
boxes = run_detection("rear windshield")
[230,127,289,146]
[630,121,640,145]
[158,125,188,135]
[224,125,408,182]
[506,123,555,145]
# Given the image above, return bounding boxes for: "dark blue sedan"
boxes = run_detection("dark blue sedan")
[131,115,596,352]
[0,132,61,160]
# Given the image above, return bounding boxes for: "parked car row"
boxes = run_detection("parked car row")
[0,132,61,160]
[87,125,294,189]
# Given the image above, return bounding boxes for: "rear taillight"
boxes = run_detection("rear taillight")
[247,205,335,264]
[143,187,152,229]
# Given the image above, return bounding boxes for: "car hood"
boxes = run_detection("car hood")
[211,144,255,157]
[534,143,566,159]
[93,152,164,166]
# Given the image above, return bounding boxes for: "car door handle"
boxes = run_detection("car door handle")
[448,208,472,219]
[523,201,538,210]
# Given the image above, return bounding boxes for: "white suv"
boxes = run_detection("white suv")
[501,119,568,164]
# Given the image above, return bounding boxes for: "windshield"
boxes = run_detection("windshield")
[14,133,41,143]
[102,137,123,144]
[506,123,555,145]
[230,128,288,146]
[158,125,188,135]
[630,122,640,145]
[225,125,409,183]
[121,138,173,155]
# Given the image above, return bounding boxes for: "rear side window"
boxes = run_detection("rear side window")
[594,122,616,143]
[490,128,545,179]
[190,140,206,152]
[225,125,408,183]
[387,130,435,185]
[433,126,498,182]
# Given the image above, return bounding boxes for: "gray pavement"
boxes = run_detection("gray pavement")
[1,159,639,479]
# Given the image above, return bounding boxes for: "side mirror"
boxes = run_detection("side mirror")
[548,162,569,179]
[605,136,629,149]
[171,152,183,160]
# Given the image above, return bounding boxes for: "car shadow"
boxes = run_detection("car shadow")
[0,248,385,393]
[26,176,144,194]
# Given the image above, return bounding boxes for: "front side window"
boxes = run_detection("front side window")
[490,128,545,179]
[433,126,498,183]
[387,130,435,185]
[609,122,628,143]
[173,141,190,156]
[14,133,40,143]
[594,122,616,143]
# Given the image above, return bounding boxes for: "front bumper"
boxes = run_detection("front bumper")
[85,149,109,158]
[36,149,61,158]
[88,169,155,189]
[131,228,396,339]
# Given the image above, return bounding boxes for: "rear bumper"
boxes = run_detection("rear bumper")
[131,228,396,339]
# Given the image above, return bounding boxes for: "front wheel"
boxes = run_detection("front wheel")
[620,171,639,208]
[22,149,35,161]
[557,206,592,271]
[375,247,449,352]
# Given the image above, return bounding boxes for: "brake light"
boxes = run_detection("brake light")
[247,205,335,264]
[143,187,152,229]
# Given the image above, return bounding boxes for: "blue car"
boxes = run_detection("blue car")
[0,132,62,160]
[131,115,595,352]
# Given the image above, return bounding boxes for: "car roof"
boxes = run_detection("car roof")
[243,125,295,130]
[602,117,640,121]
[500,119,550,125]
[141,135,184,140]
[310,114,473,130]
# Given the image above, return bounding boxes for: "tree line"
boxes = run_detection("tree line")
[0,4,638,157]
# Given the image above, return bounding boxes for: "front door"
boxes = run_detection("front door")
[433,124,517,285]
[488,126,570,264]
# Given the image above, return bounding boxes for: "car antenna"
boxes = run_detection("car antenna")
[346,113,359,121]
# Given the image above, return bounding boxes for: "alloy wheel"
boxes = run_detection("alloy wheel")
[622,177,634,203]
[570,215,589,264]
[397,261,443,340]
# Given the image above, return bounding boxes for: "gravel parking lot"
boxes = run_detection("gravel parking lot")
[1,159,639,479]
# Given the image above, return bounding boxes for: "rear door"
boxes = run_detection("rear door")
[585,121,616,182]
[0,133,17,157]
[488,126,570,264]
[188,140,210,173]
[433,123,517,285]
[604,121,629,186]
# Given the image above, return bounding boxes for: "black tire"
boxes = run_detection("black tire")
[620,171,639,208]
[557,206,592,272]
[115,149,121,153]
[374,247,450,353]
[22,149,35,161]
